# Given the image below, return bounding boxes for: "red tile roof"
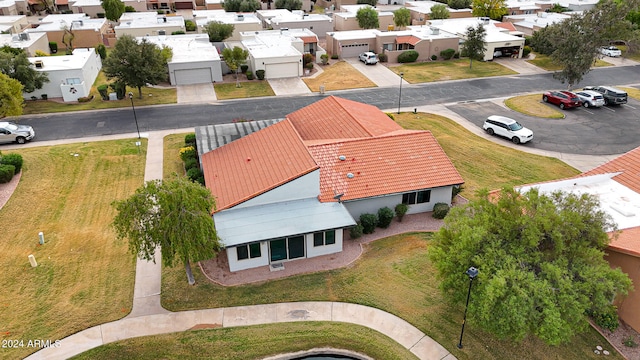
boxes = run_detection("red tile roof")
[308,131,464,202]
[609,226,640,257]
[201,119,318,211]
[396,35,421,46]
[580,146,640,194]
[495,22,517,32]
[286,96,402,140]
[298,36,318,44]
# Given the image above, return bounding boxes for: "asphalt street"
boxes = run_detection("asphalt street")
[7,64,640,155]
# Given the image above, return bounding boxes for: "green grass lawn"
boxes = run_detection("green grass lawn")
[389,59,517,83]
[504,94,565,119]
[0,140,145,360]
[527,53,612,71]
[213,81,275,100]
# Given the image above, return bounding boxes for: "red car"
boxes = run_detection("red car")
[542,91,582,109]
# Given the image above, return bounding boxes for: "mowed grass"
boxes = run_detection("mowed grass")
[390,59,517,83]
[213,81,275,100]
[505,93,565,118]
[527,53,612,71]
[71,322,417,360]
[621,86,640,100]
[0,140,146,359]
[160,234,619,360]
[163,133,190,179]
[303,61,376,92]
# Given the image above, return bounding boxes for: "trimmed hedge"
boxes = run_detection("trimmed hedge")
[359,213,377,234]
[184,158,198,171]
[377,53,388,62]
[397,50,419,63]
[522,46,532,57]
[97,84,109,100]
[1,153,23,174]
[349,223,364,239]
[186,168,204,184]
[184,133,196,146]
[377,207,395,228]
[240,64,249,74]
[246,71,254,80]
[0,164,15,183]
[432,202,450,219]
[440,48,456,60]
[256,69,265,80]
[395,203,408,222]
[179,146,197,162]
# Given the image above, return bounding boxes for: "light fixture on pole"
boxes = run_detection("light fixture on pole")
[397,72,404,114]
[457,266,479,349]
[128,91,141,139]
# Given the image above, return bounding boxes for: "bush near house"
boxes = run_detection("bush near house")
[96,44,107,60]
[440,48,455,60]
[171,31,185,35]
[320,53,329,65]
[49,41,57,54]
[349,222,364,239]
[185,20,196,31]
[255,69,265,80]
[124,5,135,12]
[0,164,15,183]
[97,84,109,100]
[184,133,196,147]
[34,50,49,57]
[1,153,24,174]
[179,146,197,162]
[432,202,449,219]
[331,54,339,60]
[240,64,249,74]
[184,158,198,171]
[377,53,388,62]
[246,71,254,80]
[377,207,395,228]
[587,305,620,332]
[359,213,377,234]
[186,167,204,185]
[395,203,408,222]
[397,50,419,63]
[522,46,532,58]
[431,54,437,61]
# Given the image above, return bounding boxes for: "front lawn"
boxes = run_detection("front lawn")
[213,81,275,100]
[0,140,145,360]
[303,61,376,92]
[504,94,565,119]
[389,59,517,83]
[527,53,612,71]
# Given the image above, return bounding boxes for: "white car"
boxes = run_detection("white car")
[574,90,605,108]
[358,52,378,65]
[600,46,622,57]
[482,115,533,144]
[0,121,35,144]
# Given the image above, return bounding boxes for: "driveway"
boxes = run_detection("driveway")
[268,77,312,96]
[345,58,408,87]
[176,83,217,104]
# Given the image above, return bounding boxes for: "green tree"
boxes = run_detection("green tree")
[461,23,486,68]
[472,0,507,20]
[101,0,125,22]
[430,187,632,345]
[102,35,168,99]
[223,0,260,12]
[356,0,376,6]
[393,8,411,29]
[205,21,235,42]
[112,176,222,286]
[221,46,249,88]
[275,0,302,10]
[0,48,49,93]
[356,7,379,29]
[548,3,568,13]
[0,73,23,117]
[448,0,471,9]
[430,4,450,19]
[529,25,555,55]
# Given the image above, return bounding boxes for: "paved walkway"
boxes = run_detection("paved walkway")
[176,83,217,104]
[268,77,313,96]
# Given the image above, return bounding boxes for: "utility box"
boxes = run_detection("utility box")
[108,92,118,101]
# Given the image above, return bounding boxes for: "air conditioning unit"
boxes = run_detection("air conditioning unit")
[18,32,29,41]
[236,14,244,21]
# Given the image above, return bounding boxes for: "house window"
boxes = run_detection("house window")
[313,230,336,247]
[383,43,394,51]
[402,190,431,205]
[237,242,261,260]
[66,78,81,85]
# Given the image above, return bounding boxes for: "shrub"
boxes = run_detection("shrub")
[331,53,339,59]
[246,71,254,80]
[34,50,49,57]
[320,53,329,65]
[97,84,109,100]
[157,9,165,14]
[453,52,460,59]
[588,305,619,332]
[623,336,638,348]
[185,19,196,31]
[452,184,463,199]
[0,153,22,174]
[397,50,419,63]
[0,164,15,183]
[349,222,364,239]
[31,96,37,101]
[430,54,437,61]
[303,53,314,66]
[41,94,48,100]
[96,44,107,60]
[386,113,395,120]
[432,203,450,219]
[359,213,377,234]
[77,95,94,103]
[440,48,456,60]
[184,133,196,146]
[524,36,532,46]
[186,167,204,183]
[109,81,126,100]
[96,12,105,18]
[184,158,198,171]
[179,146,197,162]
[240,64,249,73]
[522,45,532,58]
[395,203,409,222]
[171,31,185,35]
[48,41,57,54]
[255,69,265,80]
[305,62,314,70]
[377,53,388,62]
[377,207,395,228]
[124,5,136,12]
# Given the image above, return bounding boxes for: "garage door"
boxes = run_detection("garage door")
[174,1,193,9]
[175,68,212,85]
[340,44,369,58]
[264,63,299,79]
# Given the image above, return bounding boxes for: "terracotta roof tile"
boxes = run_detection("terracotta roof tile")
[580,146,640,194]
[495,22,517,31]
[298,36,317,44]
[286,96,402,140]
[608,226,640,257]
[201,119,318,211]
[308,131,464,202]
[396,35,421,46]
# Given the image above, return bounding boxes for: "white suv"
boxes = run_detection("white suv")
[482,115,533,144]
[600,46,622,57]
[359,52,378,65]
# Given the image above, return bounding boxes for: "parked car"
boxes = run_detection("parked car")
[583,86,628,106]
[0,121,35,144]
[358,52,378,65]
[600,46,622,57]
[542,91,582,109]
[482,115,533,144]
[574,90,606,108]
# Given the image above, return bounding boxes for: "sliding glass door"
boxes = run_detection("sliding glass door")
[269,236,305,262]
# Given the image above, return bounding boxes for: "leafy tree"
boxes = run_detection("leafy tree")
[205,21,235,42]
[546,15,596,88]
[471,0,507,20]
[461,23,486,68]
[223,0,260,12]
[221,46,249,88]
[430,187,632,345]
[0,73,23,117]
[356,7,379,29]
[430,4,450,19]
[448,0,471,9]
[102,35,168,99]
[393,8,411,29]
[0,48,49,93]
[529,25,555,55]
[101,0,125,22]
[356,0,377,6]
[112,176,222,286]
[275,0,302,11]
[548,3,568,13]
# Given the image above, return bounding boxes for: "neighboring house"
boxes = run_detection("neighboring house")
[257,0,312,12]
[204,0,222,9]
[0,31,49,55]
[115,12,185,38]
[24,14,108,50]
[256,9,333,39]
[25,47,101,102]
[198,96,464,272]
[240,28,325,78]
[503,12,571,36]
[0,0,24,16]
[140,33,222,85]
[404,1,473,26]
[516,146,640,334]
[504,0,553,16]
[69,0,147,17]
[556,0,599,11]
[193,10,262,41]
[333,5,395,32]
[145,0,195,10]
[0,14,28,33]
[325,25,459,61]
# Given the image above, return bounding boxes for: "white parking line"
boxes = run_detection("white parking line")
[623,104,637,109]
[581,108,595,115]
[601,106,617,112]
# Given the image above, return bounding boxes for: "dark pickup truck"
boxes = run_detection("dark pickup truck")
[583,86,628,106]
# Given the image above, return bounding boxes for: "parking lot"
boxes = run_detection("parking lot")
[449,90,640,155]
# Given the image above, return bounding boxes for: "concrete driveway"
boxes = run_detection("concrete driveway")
[176,83,217,104]
[345,58,408,87]
[268,77,312,96]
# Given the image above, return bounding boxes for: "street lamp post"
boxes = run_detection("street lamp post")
[128,92,141,139]
[457,266,479,349]
[397,72,404,114]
